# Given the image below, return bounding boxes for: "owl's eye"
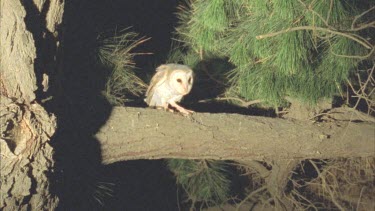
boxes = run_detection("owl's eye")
[188,77,192,84]
[177,78,182,83]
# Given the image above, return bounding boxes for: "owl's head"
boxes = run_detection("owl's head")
[168,65,194,95]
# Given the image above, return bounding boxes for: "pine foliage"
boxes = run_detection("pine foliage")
[98,30,148,105]
[174,0,372,106]
[167,159,231,206]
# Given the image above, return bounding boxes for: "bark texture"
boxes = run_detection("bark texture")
[0,0,64,210]
[97,107,375,164]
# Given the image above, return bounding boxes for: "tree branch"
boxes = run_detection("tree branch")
[256,26,372,49]
[351,6,375,30]
[96,107,375,164]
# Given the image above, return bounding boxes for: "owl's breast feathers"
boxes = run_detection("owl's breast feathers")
[145,80,183,106]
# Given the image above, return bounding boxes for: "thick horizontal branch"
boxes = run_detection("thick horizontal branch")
[96,107,375,164]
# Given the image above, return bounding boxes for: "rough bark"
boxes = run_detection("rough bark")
[97,107,375,164]
[0,0,64,210]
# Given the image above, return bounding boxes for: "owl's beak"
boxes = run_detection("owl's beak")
[183,84,189,94]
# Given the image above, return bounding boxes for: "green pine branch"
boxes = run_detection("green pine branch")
[173,0,373,106]
[97,29,149,105]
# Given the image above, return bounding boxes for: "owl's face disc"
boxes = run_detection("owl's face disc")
[169,69,194,95]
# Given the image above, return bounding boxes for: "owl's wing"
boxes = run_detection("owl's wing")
[145,66,170,105]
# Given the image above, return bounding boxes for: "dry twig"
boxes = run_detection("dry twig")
[347,64,375,115]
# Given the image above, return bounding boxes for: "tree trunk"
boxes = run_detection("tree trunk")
[0,0,64,210]
[97,107,375,164]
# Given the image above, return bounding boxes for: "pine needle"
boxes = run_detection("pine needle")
[97,29,149,105]
[167,159,231,206]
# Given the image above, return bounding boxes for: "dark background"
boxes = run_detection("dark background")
[52,1,181,210]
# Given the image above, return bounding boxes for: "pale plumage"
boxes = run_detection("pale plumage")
[145,64,194,115]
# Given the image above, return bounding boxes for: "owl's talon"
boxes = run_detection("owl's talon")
[167,108,175,113]
[177,107,194,115]
[184,109,194,114]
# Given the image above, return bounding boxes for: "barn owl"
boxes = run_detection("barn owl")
[145,64,194,115]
